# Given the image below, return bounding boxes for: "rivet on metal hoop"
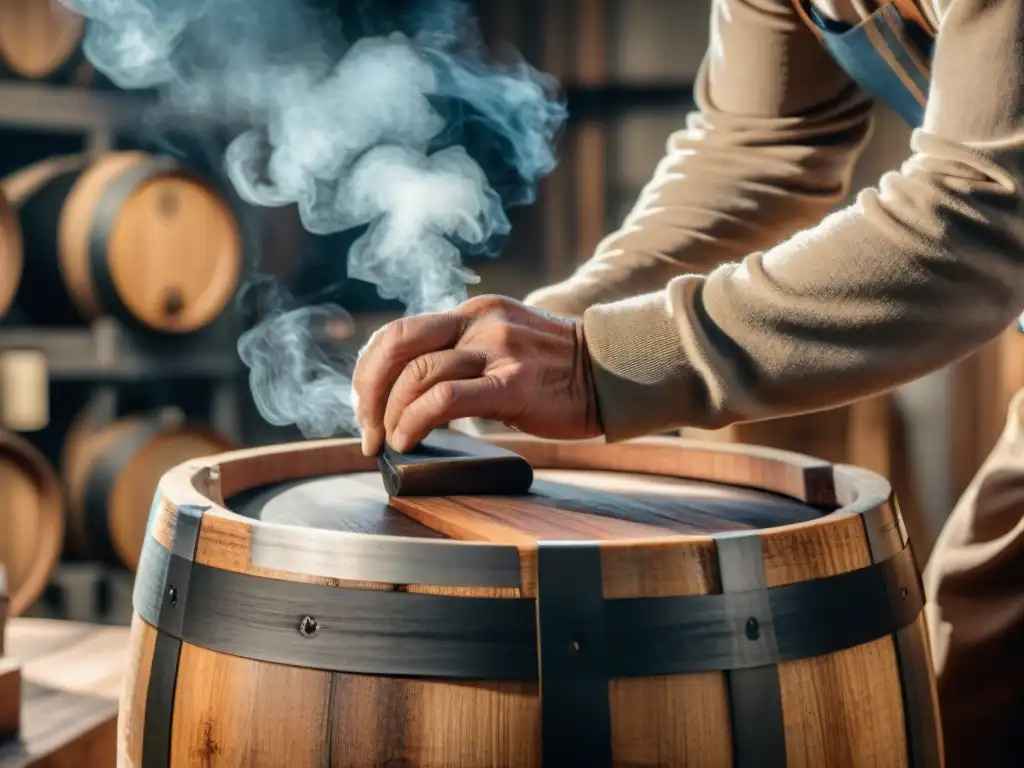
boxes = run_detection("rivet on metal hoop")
[745,617,761,641]
[298,616,319,638]
[167,585,178,607]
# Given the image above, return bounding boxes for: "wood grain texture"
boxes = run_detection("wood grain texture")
[0,431,64,617]
[0,565,7,653]
[0,618,128,768]
[120,435,940,767]
[116,614,155,768]
[0,657,19,741]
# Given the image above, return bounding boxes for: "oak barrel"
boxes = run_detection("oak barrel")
[0,0,85,82]
[1,152,243,334]
[0,187,21,321]
[61,413,234,571]
[0,430,63,617]
[120,435,945,767]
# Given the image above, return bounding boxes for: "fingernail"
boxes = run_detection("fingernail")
[391,429,408,453]
[361,425,381,456]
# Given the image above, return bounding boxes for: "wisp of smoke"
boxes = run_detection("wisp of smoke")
[64,0,566,437]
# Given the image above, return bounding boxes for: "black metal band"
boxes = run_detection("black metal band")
[133,534,538,680]
[713,532,788,768]
[535,542,612,767]
[88,157,180,332]
[14,168,83,323]
[140,503,204,768]
[133,534,924,682]
[81,420,165,565]
[861,510,943,768]
[605,539,923,675]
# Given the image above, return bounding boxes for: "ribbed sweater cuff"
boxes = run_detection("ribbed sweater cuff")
[583,291,702,441]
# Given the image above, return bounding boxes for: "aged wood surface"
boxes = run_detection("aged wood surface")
[0,619,129,768]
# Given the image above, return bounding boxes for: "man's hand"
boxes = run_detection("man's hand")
[352,295,603,456]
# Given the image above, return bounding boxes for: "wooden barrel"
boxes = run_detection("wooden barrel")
[62,414,235,571]
[1,152,243,334]
[0,430,63,617]
[0,0,86,81]
[0,186,22,321]
[120,435,944,767]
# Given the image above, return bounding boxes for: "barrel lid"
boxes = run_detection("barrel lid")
[229,465,825,542]
[0,0,84,79]
[106,171,243,333]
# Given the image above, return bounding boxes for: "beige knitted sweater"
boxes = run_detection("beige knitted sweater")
[526,0,1024,441]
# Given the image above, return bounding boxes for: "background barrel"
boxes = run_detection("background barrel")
[0,429,64,617]
[61,412,234,571]
[1,151,244,334]
[0,0,88,83]
[0,186,21,321]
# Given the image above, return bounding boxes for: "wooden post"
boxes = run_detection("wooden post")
[951,325,1024,497]
[540,0,574,283]
[572,0,608,262]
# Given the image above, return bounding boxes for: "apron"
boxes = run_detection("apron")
[790,0,933,127]
[789,4,1024,767]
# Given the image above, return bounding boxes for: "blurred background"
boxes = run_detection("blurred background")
[0,0,1018,630]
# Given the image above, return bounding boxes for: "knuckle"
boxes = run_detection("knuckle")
[462,294,507,315]
[430,381,458,410]
[407,354,434,383]
[482,372,509,394]
[485,322,517,351]
[501,364,529,390]
[384,317,410,348]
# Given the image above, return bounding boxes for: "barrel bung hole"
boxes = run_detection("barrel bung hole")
[163,287,185,317]
[158,189,181,218]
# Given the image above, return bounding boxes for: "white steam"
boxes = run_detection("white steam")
[64,0,565,437]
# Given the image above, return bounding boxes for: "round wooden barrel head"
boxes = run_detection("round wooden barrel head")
[228,468,825,543]
[106,174,242,333]
[0,0,84,79]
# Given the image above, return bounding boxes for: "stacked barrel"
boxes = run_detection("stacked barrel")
[0,0,89,83]
[1,151,243,333]
[0,2,249,624]
[0,150,244,615]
